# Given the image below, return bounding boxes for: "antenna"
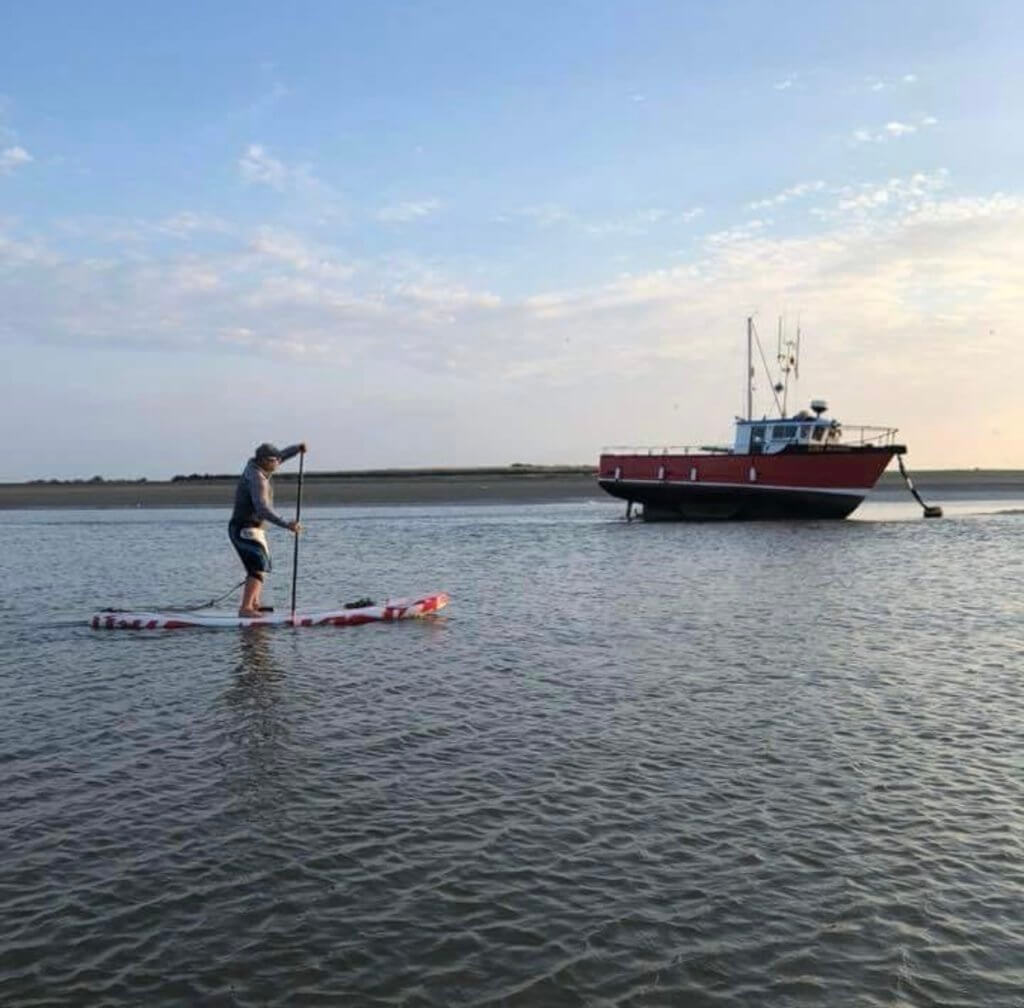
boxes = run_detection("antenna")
[776,317,800,416]
[751,319,784,418]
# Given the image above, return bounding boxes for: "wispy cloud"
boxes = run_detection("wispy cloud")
[516,203,699,236]
[862,73,918,91]
[247,226,356,279]
[585,209,669,236]
[0,145,32,175]
[237,143,344,220]
[808,169,949,217]
[773,77,795,91]
[518,203,572,228]
[156,212,229,238]
[247,80,290,119]
[747,180,825,210]
[849,116,937,144]
[377,199,441,223]
[239,144,287,189]
[237,143,333,201]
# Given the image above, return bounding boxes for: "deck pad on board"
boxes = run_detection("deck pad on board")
[90,592,449,630]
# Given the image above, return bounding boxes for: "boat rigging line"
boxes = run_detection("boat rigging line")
[748,317,786,419]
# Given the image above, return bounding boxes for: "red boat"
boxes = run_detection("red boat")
[598,319,910,521]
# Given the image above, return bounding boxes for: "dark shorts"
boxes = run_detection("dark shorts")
[228,523,271,579]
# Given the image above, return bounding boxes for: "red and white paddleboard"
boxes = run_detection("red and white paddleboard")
[90,592,450,630]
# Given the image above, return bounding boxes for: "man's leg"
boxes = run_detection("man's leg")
[239,575,262,616]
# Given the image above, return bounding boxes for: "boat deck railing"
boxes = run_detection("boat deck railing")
[600,445,731,456]
[602,425,901,456]
[841,425,900,446]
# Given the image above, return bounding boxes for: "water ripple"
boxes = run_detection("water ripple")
[1,503,1024,1005]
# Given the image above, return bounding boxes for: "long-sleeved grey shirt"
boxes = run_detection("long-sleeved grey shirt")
[229,445,302,529]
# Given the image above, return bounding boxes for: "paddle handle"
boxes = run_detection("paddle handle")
[290,449,305,624]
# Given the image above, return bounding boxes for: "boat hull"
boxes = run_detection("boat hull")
[598,447,901,521]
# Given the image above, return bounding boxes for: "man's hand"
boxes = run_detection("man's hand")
[298,442,308,454]
[287,520,302,533]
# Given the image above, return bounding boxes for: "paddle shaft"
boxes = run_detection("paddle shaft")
[290,450,305,623]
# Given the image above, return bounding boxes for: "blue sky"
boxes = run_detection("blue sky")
[2,1,1022,479]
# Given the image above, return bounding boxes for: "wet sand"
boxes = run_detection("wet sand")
[1,468,1022,509]
[0,469,605,509]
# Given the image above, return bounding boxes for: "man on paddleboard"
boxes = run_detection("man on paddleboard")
[229,441,306,617]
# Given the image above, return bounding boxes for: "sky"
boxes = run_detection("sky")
[2,0,1022,480]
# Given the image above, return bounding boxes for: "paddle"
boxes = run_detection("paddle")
[290,448,305,625]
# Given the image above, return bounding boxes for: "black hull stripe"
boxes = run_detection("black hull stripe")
[597,480,866,520]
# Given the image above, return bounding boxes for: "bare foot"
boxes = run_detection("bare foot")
[238,609,260,618]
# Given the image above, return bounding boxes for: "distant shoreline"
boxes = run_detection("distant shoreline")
[1,467,1022,510]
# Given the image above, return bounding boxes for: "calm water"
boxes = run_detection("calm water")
[2,494,1023,1007]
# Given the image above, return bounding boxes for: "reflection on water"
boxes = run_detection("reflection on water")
[221,628,292,822]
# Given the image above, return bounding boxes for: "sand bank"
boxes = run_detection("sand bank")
[0,469,605,509]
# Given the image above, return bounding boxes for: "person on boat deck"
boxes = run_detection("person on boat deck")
[228,441,306,617]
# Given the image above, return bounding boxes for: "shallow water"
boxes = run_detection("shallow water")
[2,495,1024,1006]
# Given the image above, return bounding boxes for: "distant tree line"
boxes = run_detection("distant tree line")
[27,476,149,485]
[169,464,597,482]
[25,465,596,485]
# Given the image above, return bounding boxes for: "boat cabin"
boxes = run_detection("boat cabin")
[733,400,840,455]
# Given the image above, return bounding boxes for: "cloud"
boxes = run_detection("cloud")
[773,77,794,91]
[376,199,441,223]
[585,209,670,236]
[237,143,332,203]
[516,204,695,237]
[809,169,950,217]
[747,180,826,210]
[850,116,936,144]
[0,145,32,175]
[4,173,1023,469]
[247,226,355,279]
[239,144,288,188]
[519,203,572,228]
[156,212,229,238]
[863,73,918,91]
[247,80,290,119]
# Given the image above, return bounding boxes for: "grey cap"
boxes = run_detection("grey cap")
[254,442,282,461]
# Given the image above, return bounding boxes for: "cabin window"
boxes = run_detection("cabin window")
[812,426,825,441]
[750,425,766,454]
[771,424,797,440]
[798,426,809,440]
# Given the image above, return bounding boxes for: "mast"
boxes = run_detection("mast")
[746,316,753,421]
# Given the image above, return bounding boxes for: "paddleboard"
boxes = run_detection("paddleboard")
[90,592,449,630]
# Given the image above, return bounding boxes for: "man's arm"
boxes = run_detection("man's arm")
[278,442,307,463]
[247,468,291,528]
